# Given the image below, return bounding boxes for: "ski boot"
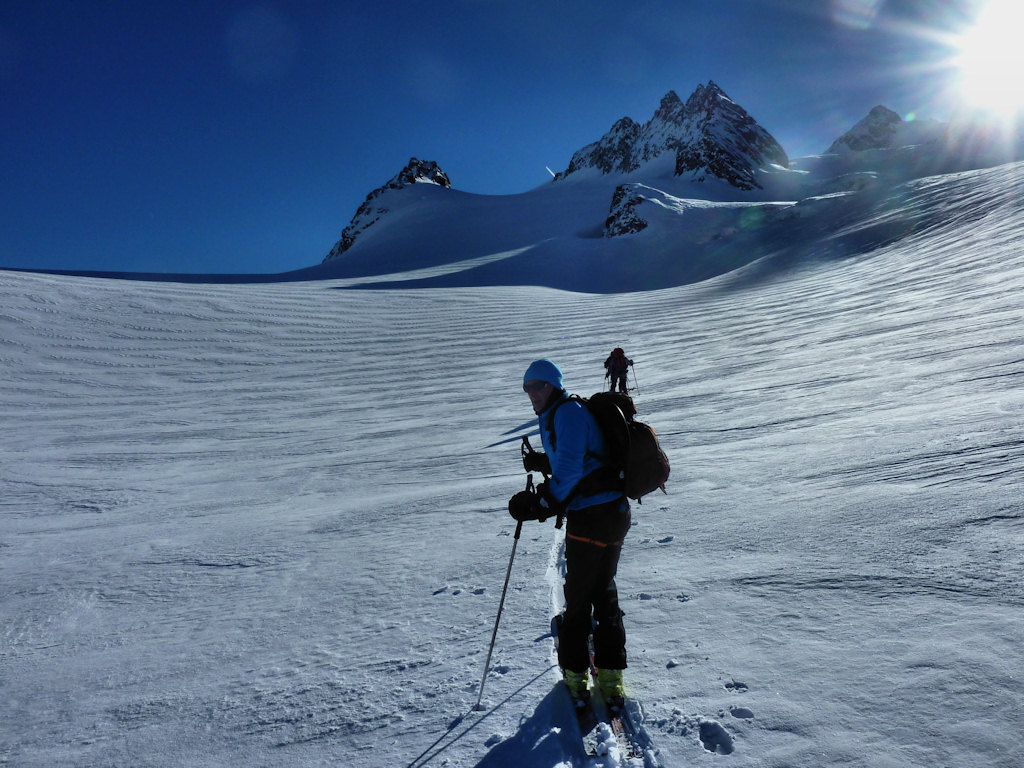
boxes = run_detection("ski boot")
[563,669,590,708]
[597,668,625,712]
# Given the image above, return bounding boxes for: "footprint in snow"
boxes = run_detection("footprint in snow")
[658,708,737,754]
[699,719,735,754]
[433,585,484,596]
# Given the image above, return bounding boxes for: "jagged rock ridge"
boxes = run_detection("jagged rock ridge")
[557,81,789,190]
[324,158,450,262]
[674,82,790,189]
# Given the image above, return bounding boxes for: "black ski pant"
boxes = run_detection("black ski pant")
[558,496,631,674]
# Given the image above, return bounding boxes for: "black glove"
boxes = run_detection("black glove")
[508,490,545,522]
[536,481,564,517]
[522,450,551,475]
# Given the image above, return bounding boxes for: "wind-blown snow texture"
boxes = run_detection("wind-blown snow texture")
[3,114,1024,766]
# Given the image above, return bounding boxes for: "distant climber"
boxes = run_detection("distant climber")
[603,348,633,393]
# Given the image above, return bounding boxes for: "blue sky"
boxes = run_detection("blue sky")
[0,0,988,274]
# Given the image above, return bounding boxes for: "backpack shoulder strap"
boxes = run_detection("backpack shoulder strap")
[545,393,584,451]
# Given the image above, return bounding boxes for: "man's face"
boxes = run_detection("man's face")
[523,379,554,413]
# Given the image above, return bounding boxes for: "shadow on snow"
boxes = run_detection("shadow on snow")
[473,684,587,768]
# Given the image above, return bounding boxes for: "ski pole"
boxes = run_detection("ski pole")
[630,362,640,394]
[474,483,528,711]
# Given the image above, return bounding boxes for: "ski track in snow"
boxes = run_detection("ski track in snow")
[3,162,1024,767]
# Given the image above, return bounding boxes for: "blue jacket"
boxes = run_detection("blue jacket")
[537,393,623,512]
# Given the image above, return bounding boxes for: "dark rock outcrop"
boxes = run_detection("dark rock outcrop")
[604,184,649,237]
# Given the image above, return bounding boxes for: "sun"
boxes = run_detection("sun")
[954,0,1024,116]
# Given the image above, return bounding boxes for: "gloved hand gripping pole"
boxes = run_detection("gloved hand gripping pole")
[521,436,562,529]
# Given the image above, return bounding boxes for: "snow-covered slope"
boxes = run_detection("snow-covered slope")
[2,159,1024,767]
[313,90,1022,294]
[324,158,452,260]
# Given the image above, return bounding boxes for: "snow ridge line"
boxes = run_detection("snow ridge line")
[545,527,568,623]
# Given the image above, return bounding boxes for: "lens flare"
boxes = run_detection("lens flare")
[955,0,1024,116]
[831,0,885,30]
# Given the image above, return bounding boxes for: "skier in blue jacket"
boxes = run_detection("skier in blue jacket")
[510,358,630,707]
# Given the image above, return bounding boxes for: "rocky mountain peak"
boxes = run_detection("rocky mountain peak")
[651,90,686,125]
[683,80,725,113]
[826,105,903,154]
[556,81,787,190]
[324,158,450,262]
[390,158,452,189]
[675,82,789,190]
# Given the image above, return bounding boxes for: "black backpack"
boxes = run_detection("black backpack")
[550,391,670,503]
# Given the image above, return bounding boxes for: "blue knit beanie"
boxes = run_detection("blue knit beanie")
[523,359,563,390]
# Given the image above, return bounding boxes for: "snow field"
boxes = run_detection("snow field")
[2,162,1024,767]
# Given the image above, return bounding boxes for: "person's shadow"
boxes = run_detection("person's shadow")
[474,684,586,767]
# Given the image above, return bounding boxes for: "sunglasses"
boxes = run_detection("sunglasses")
[523,381,549,394]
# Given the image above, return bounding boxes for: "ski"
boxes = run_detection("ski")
[587,687,643,764]
[552,615,602,757]
[570,692,605,758]
[603,693,662,767]
[551,614,650,765]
